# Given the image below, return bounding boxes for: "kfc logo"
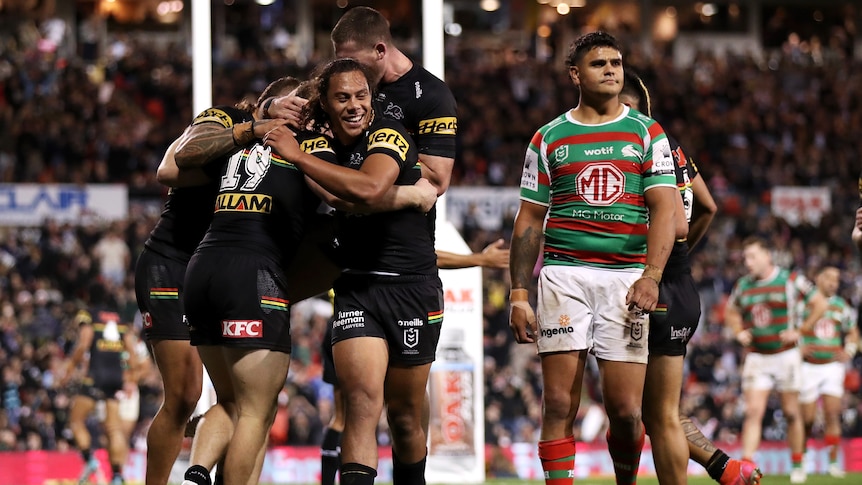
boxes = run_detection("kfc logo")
[222,320,263,338]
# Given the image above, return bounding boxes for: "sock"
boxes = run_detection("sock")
[825,435,840,464]
[321,428,342,485]
[606,428,644,485]
[706,450,731,482]
[111,463,122,478]
[183,464,212,485]
[392,451,426,485]
[81,448,92,462]
[791,452,804,469]
[340,462,377,485]
[538,436,576,485]
[213,472,224,485]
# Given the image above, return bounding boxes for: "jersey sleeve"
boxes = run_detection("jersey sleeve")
[413,78,457,159]
[297,132,338,165]
[519,129,550,206]
[190,105,246,128]
[642,122,676,191]
[790,271,817,303]
[366,121,416,172]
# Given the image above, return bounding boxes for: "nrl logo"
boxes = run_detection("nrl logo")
[404,328,419,348]
[554,145,569,161]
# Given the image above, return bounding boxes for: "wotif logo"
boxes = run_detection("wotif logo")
[584,146,614,156]
[222,320,263,338]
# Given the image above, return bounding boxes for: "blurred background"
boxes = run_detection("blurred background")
[0,0,861,481]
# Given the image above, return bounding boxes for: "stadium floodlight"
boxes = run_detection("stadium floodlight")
[480,0,500,12]
[255,0,276,5]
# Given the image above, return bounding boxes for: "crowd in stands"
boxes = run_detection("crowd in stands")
[1,12,862,474]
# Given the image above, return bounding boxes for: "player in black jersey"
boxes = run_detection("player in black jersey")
[620,72,762,485]
[62,283,140,485]
[136,77,298,485]
[266,58,440,485]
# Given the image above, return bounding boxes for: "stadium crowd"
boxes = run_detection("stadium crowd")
[1,10,862,475]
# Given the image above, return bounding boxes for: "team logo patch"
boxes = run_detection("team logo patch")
[554,145,569,162]
[631,321,643,341]
[150,287,179,300]
[368,128,409,161]
[383,102,404,120]
[576,162,625,206]
[521,151,539,192]
[142,312,153,329]
[404,328,419,348]
[222,320,263,338]
[417,117,457,135]
[621,144,640,159]
[215,193,272,213]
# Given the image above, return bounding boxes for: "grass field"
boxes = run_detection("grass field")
[267,474,862,485]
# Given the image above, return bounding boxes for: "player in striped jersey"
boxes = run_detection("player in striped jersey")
[725,236,828,484]
[799,267,859,478]
[509,31,678,485]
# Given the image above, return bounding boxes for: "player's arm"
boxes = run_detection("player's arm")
[417,154,454,196]
[122,331,142,384]
[156,137,211,188]
[265,92,308,130]
[61,319,94,386]
[725,300,750,346]
[509,200,547,344]
[437,239,509,270]
[852,207,862,252]
[627,185,677,313]
[798,289,828,334]
[305,176,437,214]
[845,321,860,359]
[688,174,717,250]
[174,117,288,169]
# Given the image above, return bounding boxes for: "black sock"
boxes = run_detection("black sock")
[111,463,122,476]
[184,464,212,485]
[213,472,223,485]
[392,451,426,485]
[321,428,342,485]
[340,462,377,485]
[81,448,92,462]
[705,450,731,482]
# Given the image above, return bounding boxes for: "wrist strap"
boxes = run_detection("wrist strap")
[262,97,275,118]
[509,288,529,302]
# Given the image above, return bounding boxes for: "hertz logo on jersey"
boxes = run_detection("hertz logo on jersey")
[192,108,233,128]
[417,117,457,135]
[368,128,409,161]
[215,193,272,213]
[300,136,335,155]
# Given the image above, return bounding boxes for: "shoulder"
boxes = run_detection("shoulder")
[367,119,414,160]
[296,131,337,163]
[191,105,250,128]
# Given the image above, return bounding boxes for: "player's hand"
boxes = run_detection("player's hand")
[735,329,753,346]
[263,125,299,160]
[268,94,308,130]
[855,207,862,230]
[779,328,800,344]
[626,277,659,314]
[252,118,291,138]
[479,239,510,269]
[509,300,537,344]
[413,178,438,213]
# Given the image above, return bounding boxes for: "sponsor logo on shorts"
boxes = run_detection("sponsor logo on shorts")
[670,326,692,341]
[221,320,263,338]
[541,326,574,338]
[398,318,424,327]
[215,193,272,213]
[404,328,419,348]
[333,310,365,331]
[142,312,152,329]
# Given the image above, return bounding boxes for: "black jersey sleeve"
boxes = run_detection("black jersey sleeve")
[412,71,457,159]
[190,105,248,128]
[296,132,338,165]
[366,119,418,173]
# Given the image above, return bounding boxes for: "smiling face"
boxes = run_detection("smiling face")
[569,46,624,98]
[322,69,373,144]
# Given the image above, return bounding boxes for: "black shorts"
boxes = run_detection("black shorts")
[649,271,701,357]
[77,379,122,402]
[184,250,292,353]
[332,273,443,365]
[322,317,337,385]
[135,247,190,341]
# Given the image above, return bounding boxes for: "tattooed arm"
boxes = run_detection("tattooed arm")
[174,118,289,169]
[508,200,547,344]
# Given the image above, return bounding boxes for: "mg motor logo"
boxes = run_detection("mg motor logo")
[577,163,625,206]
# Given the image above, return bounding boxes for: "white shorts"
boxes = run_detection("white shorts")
[116,387,140,422]
[799,361,846,403]
[741,348,802,392]
[536,265,648,363]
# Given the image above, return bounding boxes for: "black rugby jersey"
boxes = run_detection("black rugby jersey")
[79,307,128,389]
[195,139,320,269]
[145,106,252,262]
[306,118,437,275]
[374,63,457,160]
[665,135,699,275]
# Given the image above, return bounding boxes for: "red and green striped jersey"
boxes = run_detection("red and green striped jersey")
[800,295,853,364]
[728,268,817,354]
[519,106,676,269]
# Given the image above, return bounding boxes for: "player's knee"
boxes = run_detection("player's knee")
[542,389,576,422]
[606,405,643,434]
[387,409,422,440]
